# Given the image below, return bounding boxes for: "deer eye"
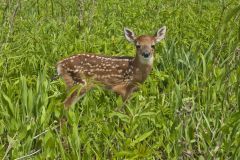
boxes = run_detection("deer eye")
[151,45,155,49]
[136,45,141,49]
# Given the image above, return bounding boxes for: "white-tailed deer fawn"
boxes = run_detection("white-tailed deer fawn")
[57,26,166,108]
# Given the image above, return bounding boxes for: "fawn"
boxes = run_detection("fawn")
[57,26,166,108]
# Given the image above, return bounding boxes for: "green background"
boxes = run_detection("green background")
[0,0,240,159]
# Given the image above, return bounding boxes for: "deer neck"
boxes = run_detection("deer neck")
[131,55,153,83]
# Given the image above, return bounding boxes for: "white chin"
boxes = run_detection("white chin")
[139,56,153,65]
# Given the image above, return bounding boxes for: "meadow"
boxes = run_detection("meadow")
[0,0,240,159]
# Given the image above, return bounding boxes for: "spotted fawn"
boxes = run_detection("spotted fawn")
[57,26,166,108]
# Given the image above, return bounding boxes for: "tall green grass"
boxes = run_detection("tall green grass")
[0,0,240,159]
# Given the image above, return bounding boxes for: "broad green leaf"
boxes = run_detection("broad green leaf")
[130,130,154,147]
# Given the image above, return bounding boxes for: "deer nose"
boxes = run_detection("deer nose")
[142,52,150,58]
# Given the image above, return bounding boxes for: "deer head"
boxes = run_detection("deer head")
[124,26,166,65]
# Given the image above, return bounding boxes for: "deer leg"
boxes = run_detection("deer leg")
[58,64,89,108]
[63,85,89,109]
[122,85,138,101]
[64,79,94,109]
[113,85,138,111]
[121,86,139,110]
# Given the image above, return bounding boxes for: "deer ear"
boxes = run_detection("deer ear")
[124,27,136,43]
[154,26,166,43]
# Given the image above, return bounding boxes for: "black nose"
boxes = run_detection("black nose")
[142,52,150,58]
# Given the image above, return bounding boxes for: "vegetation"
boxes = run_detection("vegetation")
[0,0,240,159]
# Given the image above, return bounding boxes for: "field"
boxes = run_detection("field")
[0,0,240,159]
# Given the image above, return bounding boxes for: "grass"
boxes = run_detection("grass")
[0,0,240,159]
